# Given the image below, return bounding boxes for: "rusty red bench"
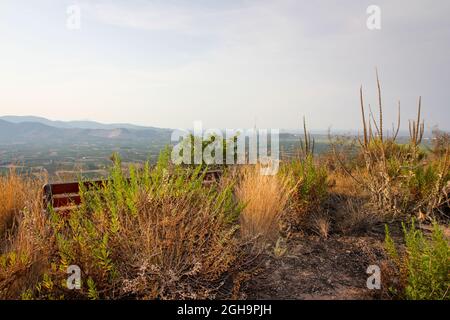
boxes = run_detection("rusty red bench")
[43,170,223,211]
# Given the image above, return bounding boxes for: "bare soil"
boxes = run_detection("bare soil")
[242,226,398,300]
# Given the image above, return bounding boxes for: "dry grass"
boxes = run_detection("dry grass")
[0,144,448,300]
[0,172,50,299]
[327,173,380,234]
[336,198,381,235]
[2,155,254,300]
[312,215,331,239]
[330,73,450,221]
[0,172,29,240]
[328,172,360,197]
[0,171,44,247]
[236,165,293,245]
[0,156,257,300]
[109,188,243,299]
[1,77,449,300]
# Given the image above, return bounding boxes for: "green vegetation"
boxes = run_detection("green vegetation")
[279,155,328,228]
[33,150,247,299]
[385,220,450,300]
[0,76,448,300]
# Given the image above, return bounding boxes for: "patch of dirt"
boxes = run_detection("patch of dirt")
[242,231,391,300]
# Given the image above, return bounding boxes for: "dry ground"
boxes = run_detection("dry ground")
[241,177,408,300]
[243,228,393,300]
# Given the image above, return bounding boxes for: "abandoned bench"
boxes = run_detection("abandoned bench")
[43,169,223,212]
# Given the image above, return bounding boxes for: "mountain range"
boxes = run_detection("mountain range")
[0,115,160,130]
[0,116,172,145]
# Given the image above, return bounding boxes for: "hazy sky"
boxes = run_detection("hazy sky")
[0,0,449,130]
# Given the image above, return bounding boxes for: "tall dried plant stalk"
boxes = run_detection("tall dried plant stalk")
[338,71,438,217]
[360,86,368,147]
[300,116,315,158]
[393,102,401,141]
[409,97,425,147]
[376,68,383,142]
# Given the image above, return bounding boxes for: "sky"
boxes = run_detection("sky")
[0,0,449,131]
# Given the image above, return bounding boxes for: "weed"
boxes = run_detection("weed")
[384,219,450,300]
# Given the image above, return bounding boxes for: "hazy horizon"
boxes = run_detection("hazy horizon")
[1,0,449,130]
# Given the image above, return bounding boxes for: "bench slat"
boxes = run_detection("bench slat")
[49,180,106,195]
[52,195,82,207]
[49,182,80,194]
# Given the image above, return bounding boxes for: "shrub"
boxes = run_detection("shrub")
[384,219,450,300]
[405,155,450,216]
[279,155,328,224]
[338,73,450,219]
[431,128,450,157]
[0,172,49,299]
[0,171,39,240]
[26,150,248,299]
[236,165,293,245]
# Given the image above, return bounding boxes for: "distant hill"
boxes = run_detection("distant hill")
[0,119,61,143]
[0,117,172,145]
[0,115,155,131]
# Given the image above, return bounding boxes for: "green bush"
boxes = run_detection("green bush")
[356,137,449,217]
[385,219,450,300]
[30,149,246,299]
[280,155,328,207]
